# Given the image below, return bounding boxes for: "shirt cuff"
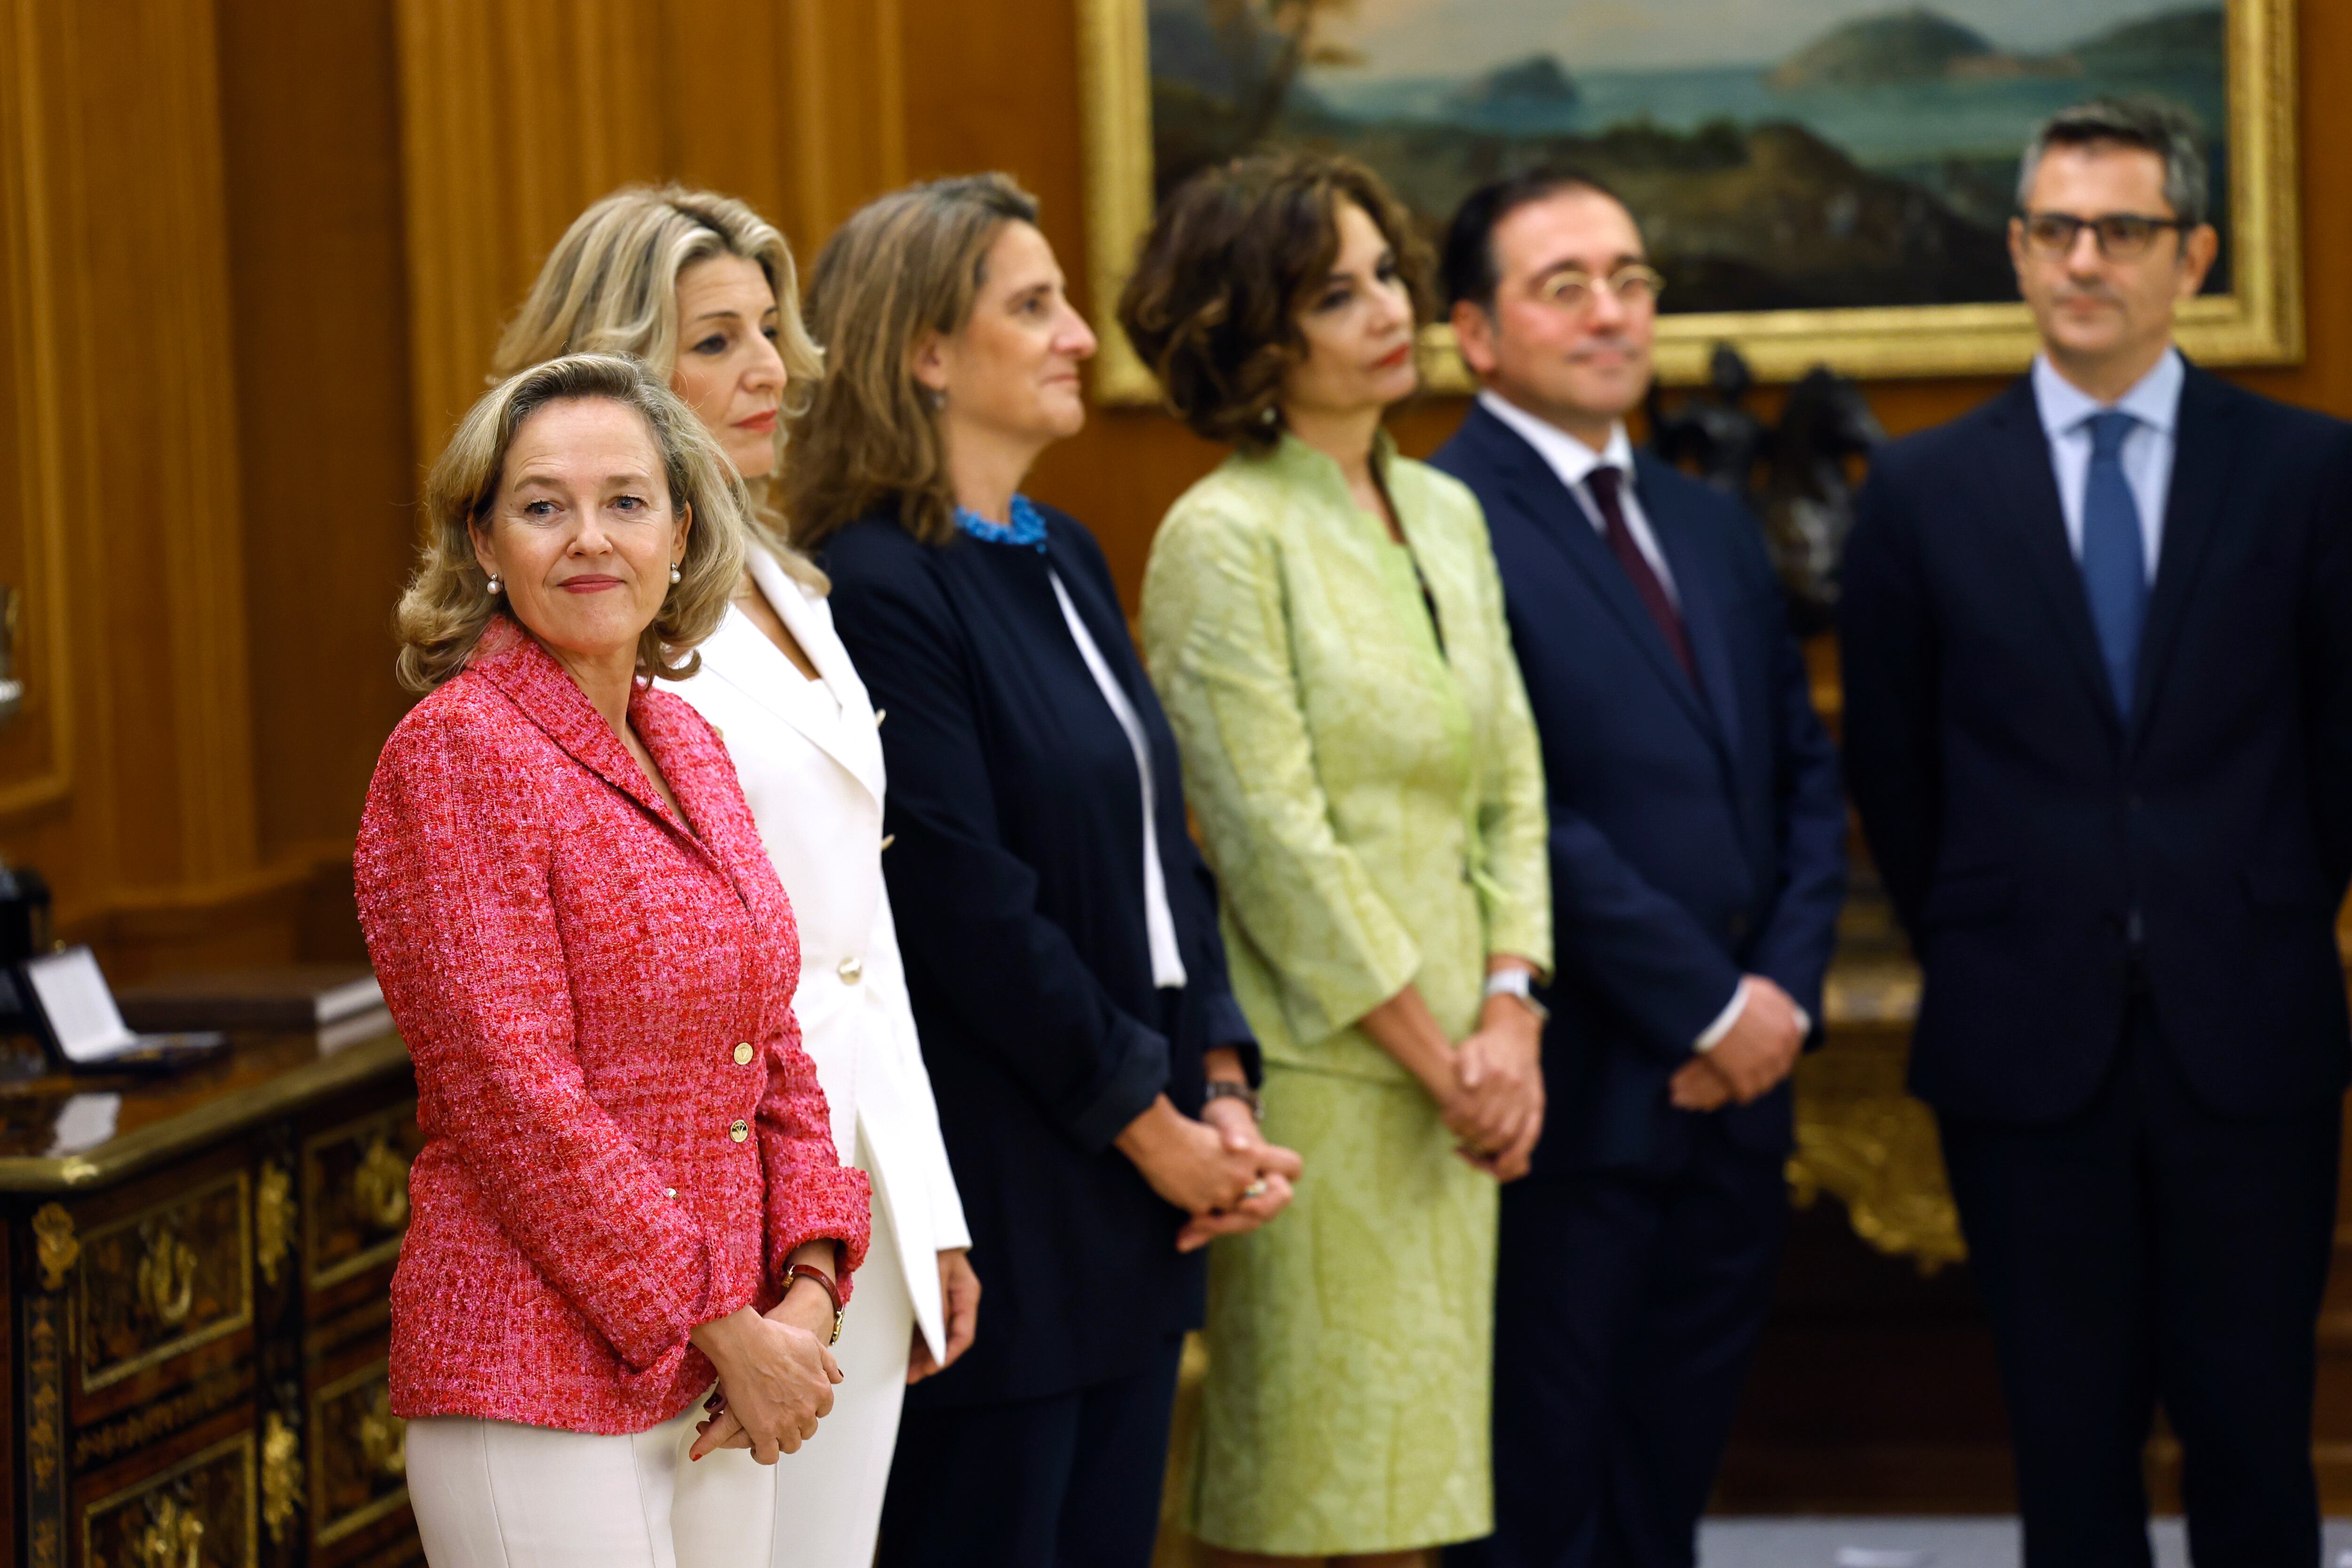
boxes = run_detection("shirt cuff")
[1692,978,1814,1053]
[1693,978,1749,1052]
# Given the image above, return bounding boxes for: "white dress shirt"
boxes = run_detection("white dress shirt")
[2032,348,2183,582]
[1477,389,1679,604]
[1476,390,1812,1055]
[1049,570,1188,989]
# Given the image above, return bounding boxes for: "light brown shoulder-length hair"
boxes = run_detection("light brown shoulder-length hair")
[395,353,749,693]
[785,173,1041,549]
[493,183,825,589]
[1117,151,1434,452]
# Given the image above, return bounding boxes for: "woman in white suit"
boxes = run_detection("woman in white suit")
[493,184,979,1567]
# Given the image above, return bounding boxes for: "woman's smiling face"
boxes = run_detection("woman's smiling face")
[471,396,690,668]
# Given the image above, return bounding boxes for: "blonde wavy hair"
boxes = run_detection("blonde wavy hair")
[395,354,749,692]
[493,183,824,588]
[786,173,1041,549]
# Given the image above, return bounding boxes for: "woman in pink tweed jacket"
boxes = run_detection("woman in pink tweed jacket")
[356,353,870,1566]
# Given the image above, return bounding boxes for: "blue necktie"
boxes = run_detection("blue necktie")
[2079,410,2148,716]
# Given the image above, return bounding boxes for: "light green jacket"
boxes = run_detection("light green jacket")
[1141,432,1552,1084]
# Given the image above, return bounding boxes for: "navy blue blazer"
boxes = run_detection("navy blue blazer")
[1432,405,1846,1174]
[1840,366,2352,1123]
[821,501,1256,1407]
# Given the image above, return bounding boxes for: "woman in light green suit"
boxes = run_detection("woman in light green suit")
[1122,153,1552,1566]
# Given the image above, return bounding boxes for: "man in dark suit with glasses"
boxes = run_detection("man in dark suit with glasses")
[1430,169,1847,1568]
[1842,98,2352,1566]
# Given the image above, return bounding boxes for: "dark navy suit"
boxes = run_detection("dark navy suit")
[1433,402,1845,1568]
[1841,364,2352,1565]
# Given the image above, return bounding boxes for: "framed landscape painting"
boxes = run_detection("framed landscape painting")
[1078,0,2302,399]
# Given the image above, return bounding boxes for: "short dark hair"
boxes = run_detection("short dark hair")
[1440,167,1625,309]
[1117,151,1434,452]
[2018,97,2209,228]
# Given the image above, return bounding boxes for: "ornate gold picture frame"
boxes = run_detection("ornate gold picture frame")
[1079,0,2301,403]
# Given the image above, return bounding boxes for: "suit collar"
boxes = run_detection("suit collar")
[1462,404,1723,744]
[1636,454,1744,762]
[2130,364,2238,740]
[469,622,708,844]
[1474,390,1633,494]
[720,542,885,802]
[1984,375,2124,734]
[2030,347,2186,442]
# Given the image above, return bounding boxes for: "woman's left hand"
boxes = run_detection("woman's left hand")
[1453,999,1546,1181]
[907,1249,982,1384]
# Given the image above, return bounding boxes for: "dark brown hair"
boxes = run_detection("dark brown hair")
[1117,152,1434,452]
[784,173,1040,549]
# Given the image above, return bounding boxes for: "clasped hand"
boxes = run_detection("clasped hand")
[1443,999,1545,1181]
[1668,975,1806,1113]
[685,1297,842,1464]
[1116,1093,1303,1253]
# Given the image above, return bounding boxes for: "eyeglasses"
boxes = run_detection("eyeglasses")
[1536,264,1666,313]
[2019,211,2193,261]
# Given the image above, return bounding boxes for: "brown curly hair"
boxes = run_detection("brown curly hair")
[1116,151,1434,451]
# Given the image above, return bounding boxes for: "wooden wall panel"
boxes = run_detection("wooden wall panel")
[0,0,77,829]
[0,0,275,973]
[216,0,418,869]
[393,0,906,469]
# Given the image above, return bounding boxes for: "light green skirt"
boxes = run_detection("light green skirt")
[1185,1062,1498,1555]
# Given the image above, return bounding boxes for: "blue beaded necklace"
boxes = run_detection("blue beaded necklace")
[952,493,1049,553]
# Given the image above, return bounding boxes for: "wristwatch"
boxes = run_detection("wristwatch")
[1203,1080,1263,1119]
[1484,967,1550,1022]
[786,1262,845,1346]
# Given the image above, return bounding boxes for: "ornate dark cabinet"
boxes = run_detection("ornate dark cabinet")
[1,1030,423,1567]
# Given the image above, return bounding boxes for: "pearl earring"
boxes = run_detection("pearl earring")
[669,562,683,585]
[486,573,502,595]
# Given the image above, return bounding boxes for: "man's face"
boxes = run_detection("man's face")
[2009,141,2216,374]
[1451,188,1654,433]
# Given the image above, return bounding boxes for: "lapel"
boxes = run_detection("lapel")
[1982,377,2122,740]
[731,544,885,804]
[1637,454,1743,766]
[1468,405,1719,743]
[473,624,712,855]
[2129,365,2236,746]
[1040,523,1160,748]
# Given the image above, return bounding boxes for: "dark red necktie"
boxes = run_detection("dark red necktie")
[1585,465,1693,680]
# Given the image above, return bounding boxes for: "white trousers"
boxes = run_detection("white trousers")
[407,1401,706,1568]
[674,1160,917,1568]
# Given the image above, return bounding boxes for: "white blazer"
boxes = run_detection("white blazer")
[662,542,970,1359]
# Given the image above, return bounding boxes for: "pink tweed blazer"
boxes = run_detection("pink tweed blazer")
[355,627,870,1434]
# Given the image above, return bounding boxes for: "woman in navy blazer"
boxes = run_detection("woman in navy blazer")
[784,174,1302,1568]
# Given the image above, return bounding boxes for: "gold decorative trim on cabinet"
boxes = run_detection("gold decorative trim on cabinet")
[75,1169,254,1392]
[310,1357,408,1547]
[255,1158,294,1286]
[261,1410,304,1544]
[22,1290,66,1568]
[81,1428,258,1568]
[302,1102,418,1292]
[32,1200,78,1289]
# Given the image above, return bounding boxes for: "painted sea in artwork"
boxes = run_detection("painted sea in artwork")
[1146,1,2229,310]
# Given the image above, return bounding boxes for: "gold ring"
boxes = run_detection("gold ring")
[1243,1180,1269,1199]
